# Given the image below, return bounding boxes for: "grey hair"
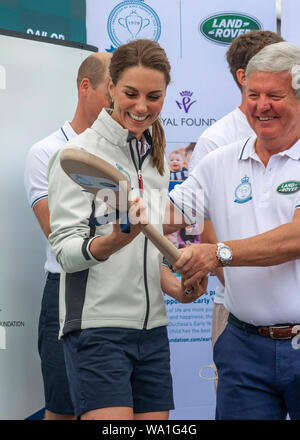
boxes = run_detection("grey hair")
[246,41,300,98]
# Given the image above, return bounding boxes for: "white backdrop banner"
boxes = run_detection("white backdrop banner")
[0,0,278,421]
[86,0,277,420]
[0,32,96,420]
[281,0,300,46]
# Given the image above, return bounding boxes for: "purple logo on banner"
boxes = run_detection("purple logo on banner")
[176,91,196,113]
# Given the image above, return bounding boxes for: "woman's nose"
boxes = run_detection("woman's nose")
[135,97,147,113]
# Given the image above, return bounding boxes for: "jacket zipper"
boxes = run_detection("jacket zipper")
[128,135,150,330]
[142,238,150,329]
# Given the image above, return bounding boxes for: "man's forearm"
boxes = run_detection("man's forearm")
[226,219,300,267]
[173,212,300,288]
[33,198,51,238]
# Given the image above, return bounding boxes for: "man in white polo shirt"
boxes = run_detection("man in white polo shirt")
[189,30,283,353]
[24,51,111,420]
[165,41,300,419]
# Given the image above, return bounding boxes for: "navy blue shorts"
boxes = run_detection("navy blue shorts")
[63,326,174,418]
[38,273,74,415]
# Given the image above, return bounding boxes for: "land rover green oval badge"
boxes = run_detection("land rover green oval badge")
[277,181,300,194]
[199,13,262,46]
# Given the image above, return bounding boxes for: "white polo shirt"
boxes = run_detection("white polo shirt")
[169,136,300,325]
[189,107,254,304]
[24,121,77,274]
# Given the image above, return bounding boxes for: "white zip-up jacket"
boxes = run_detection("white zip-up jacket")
[48,109,170,337]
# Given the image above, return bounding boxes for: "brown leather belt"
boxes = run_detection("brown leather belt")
[228,313,300,340]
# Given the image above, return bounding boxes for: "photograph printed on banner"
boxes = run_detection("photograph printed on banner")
[166,142,201,251]
[164,141,217,350]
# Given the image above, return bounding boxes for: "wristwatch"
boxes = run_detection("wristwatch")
[216,242,232,266]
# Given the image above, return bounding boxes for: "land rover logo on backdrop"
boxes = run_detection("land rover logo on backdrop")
[199,12,262,46]
[107,0,161,51]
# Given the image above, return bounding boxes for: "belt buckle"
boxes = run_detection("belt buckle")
[269,325,291,339]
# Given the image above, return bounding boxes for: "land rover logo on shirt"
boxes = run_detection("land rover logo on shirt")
[199,13,262,46]
[277,181,300,194]
[234,175,252,204]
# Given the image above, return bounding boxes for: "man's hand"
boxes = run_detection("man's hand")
[173,243,219,289]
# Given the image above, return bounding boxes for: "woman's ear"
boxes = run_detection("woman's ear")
[108,78,114,103]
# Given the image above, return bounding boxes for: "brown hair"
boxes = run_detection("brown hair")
[226,30,284,91]
[109,39,171,175]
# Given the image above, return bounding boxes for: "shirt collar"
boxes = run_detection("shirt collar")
[238,135,256,161]
[238,136,300,162]
[278,138,300,160]
[138,135,151,157]
[61,121,77,141]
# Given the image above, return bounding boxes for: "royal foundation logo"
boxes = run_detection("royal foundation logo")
[162,89,216,129]
[176,91,197,114]
[107,0,161,51]
[199,12,262,46]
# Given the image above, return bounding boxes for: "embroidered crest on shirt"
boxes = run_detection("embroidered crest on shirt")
[234,175,252,204]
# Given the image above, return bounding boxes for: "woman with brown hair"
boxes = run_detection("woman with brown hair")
[48,39,205,420]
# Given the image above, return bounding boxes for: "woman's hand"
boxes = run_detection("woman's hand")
[177,274,209,303]
[89,197,147,261]
[161,265,208,304]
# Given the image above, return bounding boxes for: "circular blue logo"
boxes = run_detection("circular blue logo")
[234,176,252,204]
[107,1,161,49]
